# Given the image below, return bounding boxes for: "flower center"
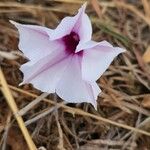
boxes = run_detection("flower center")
[62,32,80,54]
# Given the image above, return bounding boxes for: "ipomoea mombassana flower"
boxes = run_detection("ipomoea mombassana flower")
[10,3,125,109]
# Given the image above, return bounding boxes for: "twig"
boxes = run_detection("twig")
[25,102,65,126]
[122,112,142,150]
[1,111,11,150]
[1,84,150,137]
[53,0,84,3]
[141,0,150,18]
[88,139,125,146]
[54,94,65,150]
[0,67,37,150]
[99,1,150,26]
[17,92,49,116]
[91,0,102,18]
[0,2,78,13]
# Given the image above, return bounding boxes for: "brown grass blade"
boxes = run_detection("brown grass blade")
[91,0,102,18]
[99,1,150,26]
[0,67,37,150]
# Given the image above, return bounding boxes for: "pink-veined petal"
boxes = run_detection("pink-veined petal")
[20,50,71,93]
[82,43,126,81]
[56,55,101,108]
[10,21,63,63]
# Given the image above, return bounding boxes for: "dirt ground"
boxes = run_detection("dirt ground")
[0,0,150,150]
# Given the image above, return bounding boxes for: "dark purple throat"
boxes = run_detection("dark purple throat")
[62,32,80,54]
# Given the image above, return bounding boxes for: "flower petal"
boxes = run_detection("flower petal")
[50,3,92,45]
[56,55,101,108]
[90,82,101,109]
[10,21,63,63]
[49,16,78,40]
[73,3,92,44]
[82,42,126,81]
[76,40,113,52]
[20,50,71,93]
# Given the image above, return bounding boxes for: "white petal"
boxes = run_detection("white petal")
[10,20,52,34]
[82,43,126,81]
[10,21,63,63]
[50,2,92,44]
[20,50,71,93]
[73,3,92,44]
[49,15,78,40]
[56,55,101,108]
[76,40,113,52]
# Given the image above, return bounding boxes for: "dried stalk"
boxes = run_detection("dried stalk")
[0,67,37,150]
[1,83,150,137]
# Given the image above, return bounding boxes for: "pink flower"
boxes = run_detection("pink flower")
[10,3,125,109]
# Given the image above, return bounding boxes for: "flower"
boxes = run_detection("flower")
[10,3,125,109]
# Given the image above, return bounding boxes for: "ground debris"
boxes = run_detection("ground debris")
[0,0,150,149]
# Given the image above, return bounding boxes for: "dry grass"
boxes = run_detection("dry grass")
[0,0,150,150]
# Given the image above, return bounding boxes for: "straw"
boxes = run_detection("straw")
[0,67,37,150]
